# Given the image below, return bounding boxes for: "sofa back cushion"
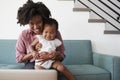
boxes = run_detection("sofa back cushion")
[62,40,93,65]
[0,40,93,65]
[0,39,17,64]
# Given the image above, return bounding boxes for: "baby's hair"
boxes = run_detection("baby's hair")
[44,18,58,31]
[17,0,51,26]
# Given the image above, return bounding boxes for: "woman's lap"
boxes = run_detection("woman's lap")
[24,61,35,69]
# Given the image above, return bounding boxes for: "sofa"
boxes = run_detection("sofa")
[0,39,120,80]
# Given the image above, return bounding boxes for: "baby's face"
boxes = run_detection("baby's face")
[42,24,56,41]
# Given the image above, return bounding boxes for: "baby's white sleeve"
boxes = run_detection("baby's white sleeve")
[55,39,62,47]
[36,35,43,41]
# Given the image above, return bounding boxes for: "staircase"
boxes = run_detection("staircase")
[59,0,120,34]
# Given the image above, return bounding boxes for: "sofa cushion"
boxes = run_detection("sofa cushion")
[59,64,110,80]
[63,40,93,65]
[0,64,24,69]
[0,40,17,64]
[0,40,93,65]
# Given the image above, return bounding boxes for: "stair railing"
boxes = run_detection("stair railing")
[88,0,120,24]
[99,0,120,21]
[108,0,120,20]
[77,0,120,31]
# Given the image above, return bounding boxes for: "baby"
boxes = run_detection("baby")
[30,18,75,80]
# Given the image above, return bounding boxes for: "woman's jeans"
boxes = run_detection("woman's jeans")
[24,61,35,69]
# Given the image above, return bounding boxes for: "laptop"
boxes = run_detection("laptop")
[0,69,57,80]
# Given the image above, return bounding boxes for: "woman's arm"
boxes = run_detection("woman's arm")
[54,31,65,61]
[20,53,33,62]
[16,31,33,63]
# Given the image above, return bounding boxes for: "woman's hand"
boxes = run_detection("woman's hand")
[38,52,50,61]
[38,51,63,62]
[50,51,63,61]
[32,51,40,59]
[49,51,58,59]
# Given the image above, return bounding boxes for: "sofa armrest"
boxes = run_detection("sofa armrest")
[93,52,120,80]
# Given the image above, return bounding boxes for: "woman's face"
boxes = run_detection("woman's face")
[29,15,43,35]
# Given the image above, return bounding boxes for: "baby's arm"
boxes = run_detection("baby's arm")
[29,38,40,59]
[35,42,42,52]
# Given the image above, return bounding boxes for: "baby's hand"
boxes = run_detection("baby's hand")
[35,43,42,51]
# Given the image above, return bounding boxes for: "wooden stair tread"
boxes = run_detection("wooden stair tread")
[88,19,106,23]
[73,8,90,11]
[104,31,120,34]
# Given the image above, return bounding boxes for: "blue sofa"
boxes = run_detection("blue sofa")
[0,39,120,80]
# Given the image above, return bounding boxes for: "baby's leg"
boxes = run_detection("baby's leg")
[34,65,45,70]
[51,61,75,80]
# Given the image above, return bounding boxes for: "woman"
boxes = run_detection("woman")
[16,0,65,69]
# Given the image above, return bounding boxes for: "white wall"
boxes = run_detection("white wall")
[0,0,120,56]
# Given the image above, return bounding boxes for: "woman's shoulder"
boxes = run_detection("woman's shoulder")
[19,29,31,39]
[21,29,30,34]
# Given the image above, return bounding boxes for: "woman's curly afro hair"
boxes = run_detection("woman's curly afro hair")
[17,0,51,26]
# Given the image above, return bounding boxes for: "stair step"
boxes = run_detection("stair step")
[74,0,88,9]
[105,22,119,31]
[73,0,120,34]
[88,19,106,23]
[104,31,120,34]
[73,8,90,11]
[89,11,101,19]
